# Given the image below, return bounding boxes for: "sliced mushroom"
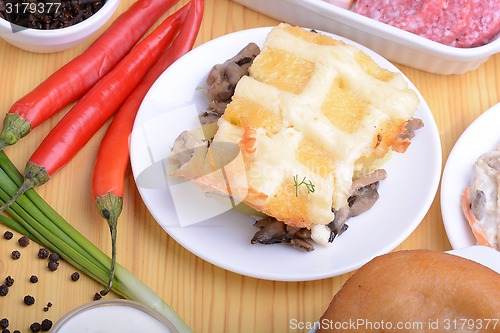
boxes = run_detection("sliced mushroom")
[199,111,221,125]
[398,117,424,140]
[251,218,287,245]
[251,217,315,251]
[471,189,486,221]
[328,205,350,243]
[348,182,380,217]
[327,169,387,242]
[170,131,203,168]
[204,42,261,119]
[349,169,387,196]
[289,238,314,252]
[287,225,311,239]
[254,217,274,229]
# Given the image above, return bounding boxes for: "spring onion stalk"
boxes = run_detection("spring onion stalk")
[0,151,192,332]
[0,213,35,239]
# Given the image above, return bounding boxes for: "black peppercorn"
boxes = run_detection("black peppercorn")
[29,322,41,333]
[0,0,104,30]
[93,292,102,301]
[11,251,20,260]
[40,319,52,331]
[29,275,38,283]
[43,301,53,312]
[24,295,35,305]
[37,248,49,259]
[0,284,8,296]
[13,330,20,333]
[0,318,8,329]
[2,329,10,333]
[70,272,80,281]
[48,252,59,261]
[18,236,30,247]
[3,231,13,240]
[47,260,59,271]
[4,276,14,287]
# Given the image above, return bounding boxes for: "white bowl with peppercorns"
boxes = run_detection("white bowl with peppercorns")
[0,0,120,53]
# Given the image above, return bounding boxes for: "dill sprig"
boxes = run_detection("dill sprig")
[293,174,315,197]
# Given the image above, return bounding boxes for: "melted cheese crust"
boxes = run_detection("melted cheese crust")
[178,23,420,232]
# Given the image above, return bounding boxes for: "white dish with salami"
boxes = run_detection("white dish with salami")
[232,0,500,74]
[352,0,500,48]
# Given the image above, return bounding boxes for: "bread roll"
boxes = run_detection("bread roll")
[318,249,500,333]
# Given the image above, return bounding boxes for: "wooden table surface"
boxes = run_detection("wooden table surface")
[0,0,499,332]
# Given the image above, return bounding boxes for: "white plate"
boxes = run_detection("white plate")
[129,27,442,281]
[441,103,500,250]
[449,245,500,273]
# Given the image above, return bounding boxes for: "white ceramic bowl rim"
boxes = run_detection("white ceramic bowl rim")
[51,299,179,333]
[0,0,119,37]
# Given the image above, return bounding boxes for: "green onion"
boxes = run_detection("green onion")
[0,151,191,332]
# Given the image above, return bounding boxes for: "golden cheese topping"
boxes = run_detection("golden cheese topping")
[175,23,420,233]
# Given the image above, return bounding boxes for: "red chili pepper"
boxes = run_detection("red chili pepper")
[0,4,191,214]
[0,0,182,150]
[91,0,204,295]
[93,0,204,202]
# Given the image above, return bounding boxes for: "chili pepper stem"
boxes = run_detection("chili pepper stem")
[0,161,50,211]
[0,113,32,149]
[96,192,123,296]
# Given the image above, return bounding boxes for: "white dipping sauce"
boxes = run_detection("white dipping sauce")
[53,301,175,333]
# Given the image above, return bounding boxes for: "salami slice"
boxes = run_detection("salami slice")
[454,0,500,48]
[419,0,472,46]
[353,0,446,35]
[352,0,500,48]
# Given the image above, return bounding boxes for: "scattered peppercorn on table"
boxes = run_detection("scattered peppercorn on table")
[0,0,499,332]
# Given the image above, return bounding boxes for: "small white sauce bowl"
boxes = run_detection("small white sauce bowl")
[51,299,179,333]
